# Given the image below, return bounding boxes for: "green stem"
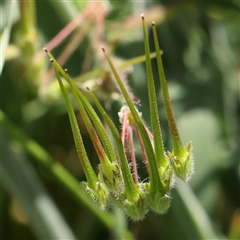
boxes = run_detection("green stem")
[152,22,183,155]
[52,61,98,189]
[102,48,163,193]
[20,0,36,33]
[66,70,111,166]
[87,89,139,199]
[141,15,167,167]
[75,89,116,163]
[45,49,138,199]
[44,48,116,163]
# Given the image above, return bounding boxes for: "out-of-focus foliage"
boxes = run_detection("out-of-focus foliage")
[1,0,239,239]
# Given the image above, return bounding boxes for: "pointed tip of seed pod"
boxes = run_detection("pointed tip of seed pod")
[141,13,144,20]
[152,21,155,26]
[50,58,53,63]
[101,46,105,52]
[43,47,48,53]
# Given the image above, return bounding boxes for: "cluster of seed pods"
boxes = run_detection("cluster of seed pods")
[44,15,194,220]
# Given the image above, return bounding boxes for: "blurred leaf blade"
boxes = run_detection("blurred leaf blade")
[172,184,226,239]
[0,0,16,74]
[0,110,113,230]
[1,130,76,239]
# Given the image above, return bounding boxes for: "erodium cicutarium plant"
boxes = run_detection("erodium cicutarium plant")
[44,15,194,221]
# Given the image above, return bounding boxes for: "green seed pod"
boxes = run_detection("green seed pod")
[158,153,174,188]
[81,181,110,211]
[123,188,148,221]
[110,193,125,209]
[98,162,124,196]
[144,183,171,214]
[169,141,194,181]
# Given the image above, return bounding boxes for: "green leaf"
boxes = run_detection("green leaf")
[172,184,224,239]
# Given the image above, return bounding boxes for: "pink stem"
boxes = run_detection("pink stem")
[57,20,91,67]
[34,5,93,63]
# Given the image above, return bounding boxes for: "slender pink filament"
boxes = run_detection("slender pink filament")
[34,8,92,63]
[144,125,154,139]
[120,110,139,183]
[121,112,128,145]
[128,125,139,184]
[125,122,131,163]
[133,125,150,174]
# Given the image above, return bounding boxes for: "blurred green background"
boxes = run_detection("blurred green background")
[1,0,239,239]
